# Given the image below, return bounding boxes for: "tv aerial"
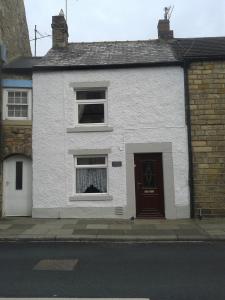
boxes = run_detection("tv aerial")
[164,6,174,20]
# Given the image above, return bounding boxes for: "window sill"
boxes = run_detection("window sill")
[2,120,32,126]
[67,126,113,133]
[69,194,113,201]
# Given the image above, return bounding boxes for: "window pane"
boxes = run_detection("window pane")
[21,92,28,104]
[15,106,21,117]
[76,168,107,193]
[16,161,23,190]
[8,105,15,117]
[21,106,28,117]
[78,104,104,123]
[8,109,14,117]
[15,97,21,104]
[8,105,28,118]
[8,98,14,104]
[8,92,14,98]
[76,90,105,100]
[8,92,15,104]
[77,157,105,165]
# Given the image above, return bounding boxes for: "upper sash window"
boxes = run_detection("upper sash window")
[3,89,32,120]
[75,89,107,125]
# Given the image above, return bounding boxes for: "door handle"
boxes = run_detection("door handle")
[137,182,142,189]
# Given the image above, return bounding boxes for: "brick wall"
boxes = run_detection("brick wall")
[189,61,225,217]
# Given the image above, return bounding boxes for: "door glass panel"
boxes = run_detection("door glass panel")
[143,160,155,188]
[16,161,23,190]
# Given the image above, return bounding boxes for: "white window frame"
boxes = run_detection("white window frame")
[75,88,107,126]
[74,155,108,195]
[2,88,32,120]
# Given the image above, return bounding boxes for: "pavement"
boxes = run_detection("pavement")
[0,217,225,242]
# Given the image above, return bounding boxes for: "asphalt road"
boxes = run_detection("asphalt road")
[0,241,224,300]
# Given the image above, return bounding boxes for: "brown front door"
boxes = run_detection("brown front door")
[134,153,165,218]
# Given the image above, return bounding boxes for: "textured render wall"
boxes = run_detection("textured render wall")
[189,61,225,217]
[0,0,31,61]
[33,66,189,218]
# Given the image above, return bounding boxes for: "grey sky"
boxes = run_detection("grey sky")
[24,0,225,56]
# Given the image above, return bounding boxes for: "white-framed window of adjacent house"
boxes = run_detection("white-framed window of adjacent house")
[2,88,32,120]
[75,88,107,125]
[75,155,108,194]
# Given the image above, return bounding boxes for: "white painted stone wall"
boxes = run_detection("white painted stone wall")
[33,66,190,219]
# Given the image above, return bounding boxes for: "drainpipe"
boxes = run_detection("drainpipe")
[0,51,3,218]
[0,52,3,160]
[183,60,195,218]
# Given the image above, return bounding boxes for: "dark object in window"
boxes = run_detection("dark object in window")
[16,161,23,190]
[76,90,105,100]
[78,104,104,123]
[85,184,101,193]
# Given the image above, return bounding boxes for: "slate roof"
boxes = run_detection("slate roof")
[171,37,225,60]
[35,40,179,69]
[3,37,225,71]
[3,56,42,71]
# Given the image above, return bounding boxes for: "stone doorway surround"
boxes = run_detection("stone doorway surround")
[125,142,179,219]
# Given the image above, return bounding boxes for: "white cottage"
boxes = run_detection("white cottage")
[32,13,190,219]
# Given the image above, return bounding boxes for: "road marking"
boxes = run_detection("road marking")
[33,259,79,271]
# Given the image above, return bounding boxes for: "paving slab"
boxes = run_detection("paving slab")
[62,224,80,229]
[86,224,109,229]
[10,224,34,230]
[176,235,211,241]
[96,229,127,235]
[132,224,157,230]
[155,225,180,230]
[0,224,12,230]
[109,224,132,230]
[73,229,99,235]
[48,229,74,236]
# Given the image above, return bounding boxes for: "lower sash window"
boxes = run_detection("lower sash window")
[75,155,107,194]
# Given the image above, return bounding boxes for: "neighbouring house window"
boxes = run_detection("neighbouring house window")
[75,156,107,193]
[75,89,107,124]
[16,161,23,190]
[3,89,32,120]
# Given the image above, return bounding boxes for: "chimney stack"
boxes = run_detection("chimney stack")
[158,7,174,39]
[158,19,174,39]
[51,10,68,48]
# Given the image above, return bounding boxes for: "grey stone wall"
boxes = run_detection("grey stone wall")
[0,0,31,61]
